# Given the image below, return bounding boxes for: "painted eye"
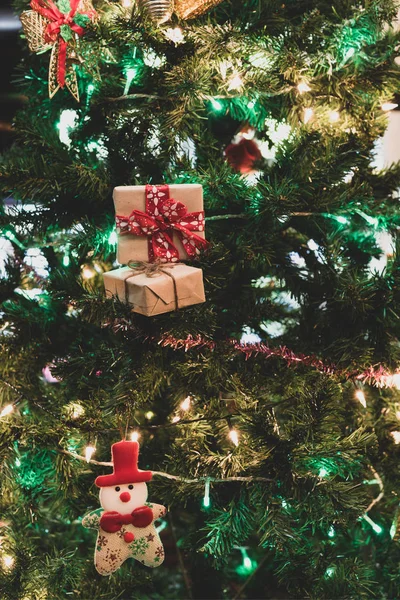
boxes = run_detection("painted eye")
[128,484,134,490]
[115,486,120,492]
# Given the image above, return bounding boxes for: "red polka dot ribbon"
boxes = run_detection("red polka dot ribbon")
[116,184,208,263]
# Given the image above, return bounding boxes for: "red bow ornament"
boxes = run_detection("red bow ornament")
[116,184,208,263]
[100,506,154,533]
[20,0,97,101]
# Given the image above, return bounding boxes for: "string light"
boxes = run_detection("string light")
[318,467,328,478]
[2,555,14,570]
[164,27,185,45]
[108,230,117,247]
[381,102,398,112]
[123,67,139,96]
[328,525,335,538]
[210,98,224,112]
[81,265,96,280]
[121,0,132,6]
[303,107,313,124]
[67,403,85,419]
[235,547,257,576]
[180,396,191,411]
[297,81,311,93]
[156,519,168,534]
[57,109,78,147]
[130,431,140,442]
[228,429,240,446]
[325,566,335,578]
[329,110,340,123]
[203,478,211,508]
[171,415,180,423]
[62,253,70,267]
[363,514,383,534]
[355,390,367,408]
[391,431,400,444]
[85,446,96,463]
[247,100,255,109]
[227,73,243,91]
[145,411,155,420]
[0,405,13,418]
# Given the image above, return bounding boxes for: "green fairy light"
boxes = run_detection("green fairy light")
[363,514,383,534]
[124,67,140,95]
[210,98,224,112]
[62,253,70,267]
[3,228,25,250]
[156,519,168,534]
[86,82,95,107]
[328,525,335,538]
[325,567,335,578]
[235,547,257,577]
[319,467,329,478]
[15,458,21,467]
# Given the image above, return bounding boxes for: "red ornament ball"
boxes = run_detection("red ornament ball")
[124,532,135,543]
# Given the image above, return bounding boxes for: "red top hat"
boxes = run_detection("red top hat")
[95,440,152,487]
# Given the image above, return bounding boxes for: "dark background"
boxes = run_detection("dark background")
[0,2,22,152]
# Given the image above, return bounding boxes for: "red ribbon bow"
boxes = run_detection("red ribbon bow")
[116,184,208,263]
[30,0,95,88]
[99,506,153,533]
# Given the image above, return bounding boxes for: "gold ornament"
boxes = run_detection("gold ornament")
[20,0,97,102]
[174,0,224,20]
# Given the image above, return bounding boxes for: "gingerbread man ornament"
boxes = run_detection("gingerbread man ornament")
[82,440,166,575]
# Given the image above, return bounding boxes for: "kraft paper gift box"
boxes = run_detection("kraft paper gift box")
[103,264,206,317]
[114,184,206,265]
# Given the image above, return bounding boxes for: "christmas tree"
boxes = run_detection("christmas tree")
[1,0,400,597]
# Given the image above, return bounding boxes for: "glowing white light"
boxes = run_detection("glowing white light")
[81,266,95,280]
[57,109,78,147]
[68,403,85,419]
[241,327,261,344]
[121,0,132,6]
[381,102,398,112]
[180,396,191,411]
[0,404,13,418]
[391,431,400,444]
[297,81,311,93]
[0,237,14,277]
[171,415,180,423]
[130,431,140,442]
[203,478,211,508]
[145,411,155,420]
[143,49,166,69]
[303,107,314,124]
[228,429,239,446]
[396,410,400,420]
[164,27,185,44]
[355,390,366,408]
[24,248,48,277]
[228,73,243,91]
[85,446,96,462]
[2,555,14,569]
[329,110,340,123]
[375,231,394,257]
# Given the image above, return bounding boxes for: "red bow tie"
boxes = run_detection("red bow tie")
[100,506,153,533]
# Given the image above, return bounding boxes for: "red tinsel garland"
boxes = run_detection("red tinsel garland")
[157,334,396,387]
